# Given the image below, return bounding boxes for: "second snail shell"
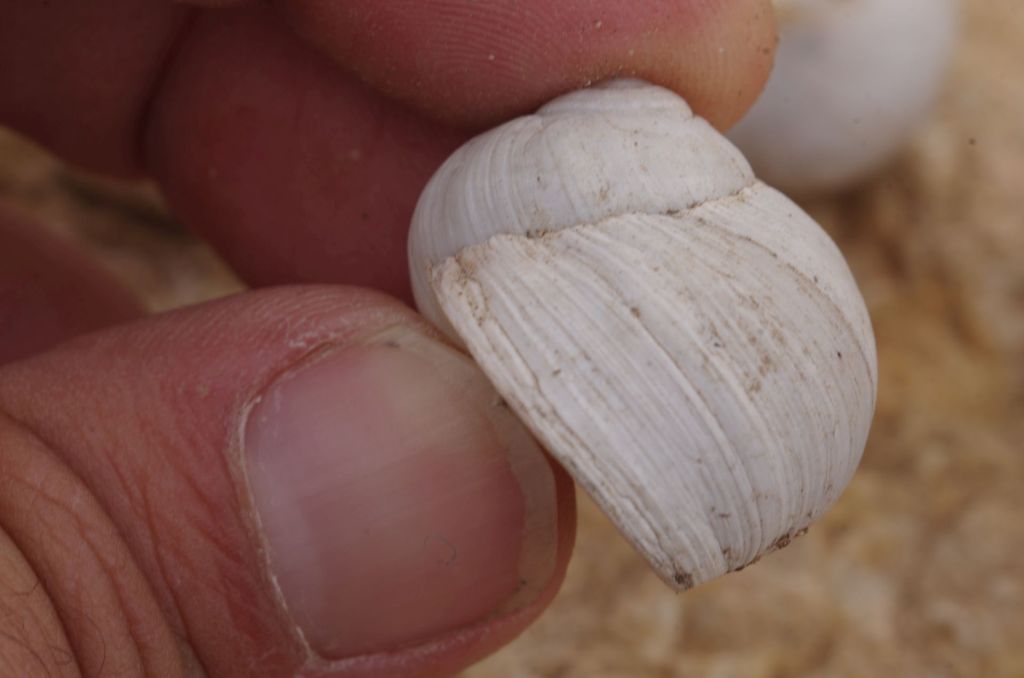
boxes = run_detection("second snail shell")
[728,0,957,193]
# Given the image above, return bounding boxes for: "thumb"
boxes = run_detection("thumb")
[0,286,573,676]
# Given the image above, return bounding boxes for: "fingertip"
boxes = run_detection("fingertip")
[633,0,778,130]
[274,0,776,129]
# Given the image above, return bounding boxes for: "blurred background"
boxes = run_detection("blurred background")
[1,1,1021,675]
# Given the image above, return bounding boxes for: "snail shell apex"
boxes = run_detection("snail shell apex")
[408,79,877,589]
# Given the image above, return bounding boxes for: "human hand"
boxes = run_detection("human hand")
[0,2,775,675]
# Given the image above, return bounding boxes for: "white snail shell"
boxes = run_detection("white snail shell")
[728,0,958,193]
[408,79,877,590]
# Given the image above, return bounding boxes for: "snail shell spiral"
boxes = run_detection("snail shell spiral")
[408,79,877,589]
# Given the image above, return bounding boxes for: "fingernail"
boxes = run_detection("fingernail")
[243,326,558,658]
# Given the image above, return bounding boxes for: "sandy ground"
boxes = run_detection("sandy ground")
[1,1,1021,676]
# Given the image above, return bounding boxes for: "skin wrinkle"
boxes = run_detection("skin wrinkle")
[0,530,71,678]
[51,484,153,676]
[66,517,117,677]
[135,394,292,672]
[0,630,50,678]
[151,352,288,653]
[4,480,102,677]
[0,407,192,676]
[137,477,198,673]
[1,452,131,675]
[94,407,190,637]
[149,400,241,564]
[142,445,273,674]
